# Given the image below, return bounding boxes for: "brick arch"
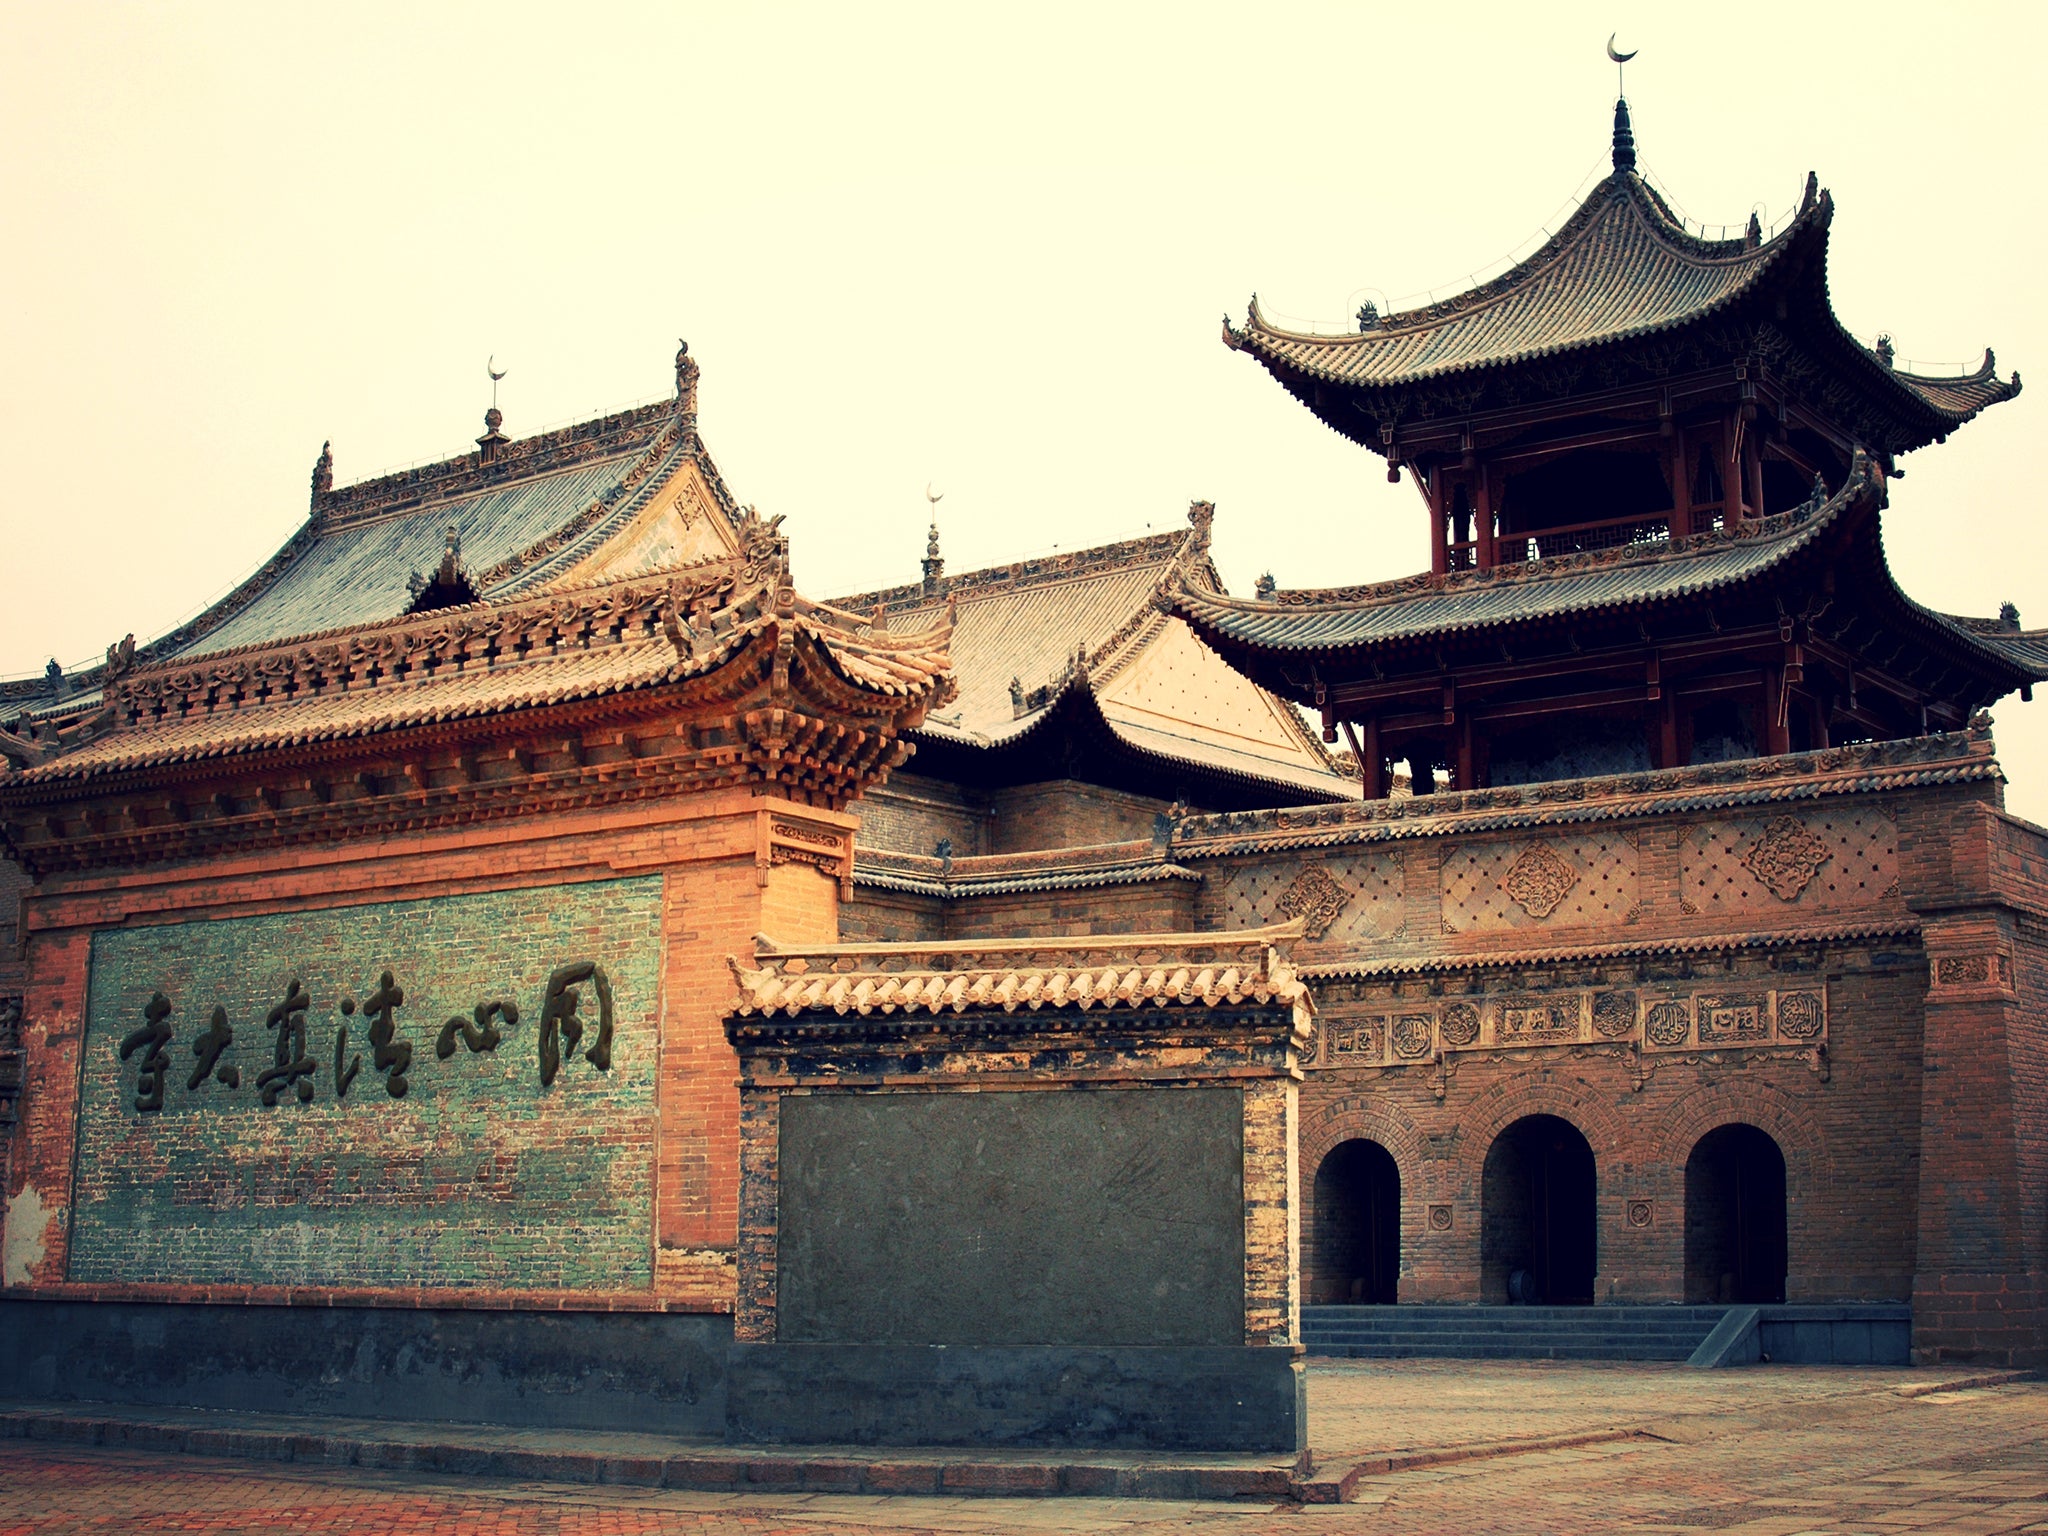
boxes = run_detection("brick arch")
[1651,1080,1836,1197]
[1301,1095,1428,1183]
[1453,1074,1632,1180]
[1299,1096,1429,1300]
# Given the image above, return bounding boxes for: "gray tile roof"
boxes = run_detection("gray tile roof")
[833,519,1353,800]
[1227,172,2019,441]
[179,453,650,658]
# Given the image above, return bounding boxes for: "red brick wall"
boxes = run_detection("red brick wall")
[987,781,1172,853]
[1295,945,1921,1307]
[853,774,988,857]
[0,789,842,1313]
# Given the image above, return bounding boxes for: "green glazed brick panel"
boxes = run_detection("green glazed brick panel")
[70,875,664,1290]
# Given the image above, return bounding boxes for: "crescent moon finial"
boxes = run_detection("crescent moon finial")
[1606,33,1637,64]
[925,482,944,507]
[488,354,508,383]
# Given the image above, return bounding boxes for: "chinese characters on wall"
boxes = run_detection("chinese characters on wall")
[117,960,615,1114]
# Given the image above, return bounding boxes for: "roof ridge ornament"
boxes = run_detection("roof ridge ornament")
[1607,35,1639,173]
[310,440,333,504]
[477,356,509,463]
[922,483,946,597]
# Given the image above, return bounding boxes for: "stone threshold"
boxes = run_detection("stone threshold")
[8,1372,2029,1505]
[0,1400,1302,1502]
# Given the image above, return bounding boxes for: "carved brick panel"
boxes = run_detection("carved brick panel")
[1225,851,1403,942]
[1928,945,2017,1000]
[1681,809,1897,916]
[1306,982,1827,1068]
[1441,830,1638,933]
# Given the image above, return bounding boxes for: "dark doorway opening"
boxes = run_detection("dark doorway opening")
[1310,1139,1400,1304]
[1481,1114,1597,1304]
[1685,1123,1788,1304]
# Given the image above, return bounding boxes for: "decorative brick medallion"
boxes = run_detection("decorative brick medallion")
[1427,1204,1453,1232]
[1276,863,1353,939]
[1936,954,1991,986]
[1499,842,1580,919]
[1391,1014,1434,1059]
[1775,991,1825,1040]
[1439,1001,1481,1047]
[1740,816,1833,901]
[1645,1000,1692,1047]
[1626,1199,1654,1229]
[1591,989,1637,1039]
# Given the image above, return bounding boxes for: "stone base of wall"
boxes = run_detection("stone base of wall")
[1912,1274,2047,1370]
[0,1300,731,1436]
[1759,1305,1913,1365]
[726,1343,1306,1452]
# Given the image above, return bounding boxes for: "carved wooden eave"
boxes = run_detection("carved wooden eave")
[0,536,955,879]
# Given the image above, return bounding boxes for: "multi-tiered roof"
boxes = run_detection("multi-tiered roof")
[1181,101,2041,797]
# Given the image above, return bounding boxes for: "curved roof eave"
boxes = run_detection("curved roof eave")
[1227,173,1827,390]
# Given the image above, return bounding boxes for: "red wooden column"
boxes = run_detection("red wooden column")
[1723,416,1746,525]
[1475,467,1497,568]
[1763,664,1792,756]
[1668,429,1692,538]
[1426,468,1448,576]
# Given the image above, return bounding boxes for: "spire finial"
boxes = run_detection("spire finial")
[1606,35,1639,173]
[477,357,510,462]
[921,483,946,596]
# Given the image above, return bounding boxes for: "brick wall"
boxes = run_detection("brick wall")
[899,737,2041,1362]
[68,878,663,1289]
[2,789,844,1313]
[988,781,1171,853]
[1292,943,1921,1306]
[853,774,987,856]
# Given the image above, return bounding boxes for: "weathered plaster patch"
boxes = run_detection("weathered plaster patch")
[2,1184,52,1286]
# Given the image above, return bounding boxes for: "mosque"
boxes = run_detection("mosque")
[1,90,2041,1430]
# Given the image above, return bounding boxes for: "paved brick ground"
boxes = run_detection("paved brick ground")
[1,1364,2043,1534]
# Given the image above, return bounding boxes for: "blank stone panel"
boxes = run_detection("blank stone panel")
[776,1088,1245,1346]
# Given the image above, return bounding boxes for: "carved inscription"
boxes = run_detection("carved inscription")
[1326,1016,1384,1061]
[116,961,614,1114]
[1645,1000,1692,1047]
[1591,990,1637,1039]
[1696,993,1768,1044]
[1391,1015,1434,1059]
[1497,995,1578,1042]
[1775,991,1824,1040]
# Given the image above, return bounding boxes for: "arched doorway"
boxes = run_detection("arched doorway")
[1685,1124,1788,1303]
[1481,1114,1597,1304]
[1310,1139,1400,1304]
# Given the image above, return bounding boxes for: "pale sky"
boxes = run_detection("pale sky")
[4,3,2045,814]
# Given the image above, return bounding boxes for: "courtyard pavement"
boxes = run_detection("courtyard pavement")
[1,1360,2043,1533]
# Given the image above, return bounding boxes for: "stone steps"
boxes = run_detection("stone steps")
[1303,1305,1728,1361]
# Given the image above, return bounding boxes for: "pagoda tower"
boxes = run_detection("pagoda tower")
[1188,96,2039,799]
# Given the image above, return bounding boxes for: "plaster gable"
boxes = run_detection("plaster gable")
[545,460,737,589]
[1099,618,1325,765]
